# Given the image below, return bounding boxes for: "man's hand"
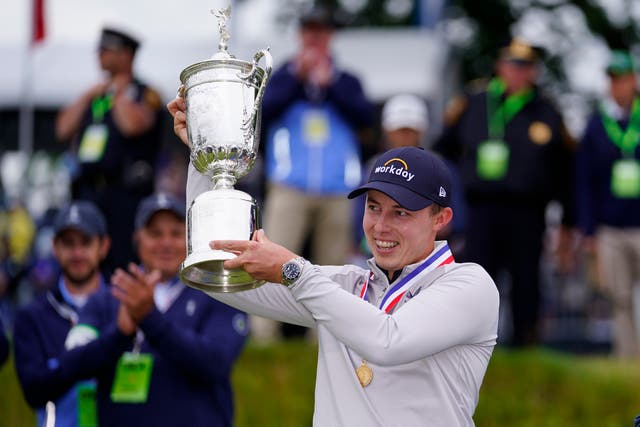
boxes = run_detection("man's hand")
[211,229,299,284]
[166,87,188,146]
[116,304,137,336]
[111,264,161,323]
[553,226,578,275]
[295,49,332,87]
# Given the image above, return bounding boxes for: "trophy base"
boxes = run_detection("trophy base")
[180,251,265,293]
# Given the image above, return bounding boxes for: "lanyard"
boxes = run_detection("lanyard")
[359,242,455,313]
[48,277,106,325]
[91,94,113,122]
[47,291,79,325]
[600,98,640,157]
[486,78,535,140]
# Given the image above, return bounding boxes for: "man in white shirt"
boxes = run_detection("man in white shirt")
[169,96,499,426]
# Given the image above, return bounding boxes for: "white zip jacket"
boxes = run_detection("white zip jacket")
[187,164,500,427]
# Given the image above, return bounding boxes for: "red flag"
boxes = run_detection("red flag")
[32,0,45,44]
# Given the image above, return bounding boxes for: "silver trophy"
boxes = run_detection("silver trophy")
[179,6,272,292]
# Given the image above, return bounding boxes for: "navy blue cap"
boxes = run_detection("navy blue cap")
[348,147,452,210]
[54,201,107,238]
[135,193,185,230]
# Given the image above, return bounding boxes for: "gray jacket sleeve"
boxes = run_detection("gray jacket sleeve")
[289,263,499,366]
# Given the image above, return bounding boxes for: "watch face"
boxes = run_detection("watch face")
[284,262,301,280]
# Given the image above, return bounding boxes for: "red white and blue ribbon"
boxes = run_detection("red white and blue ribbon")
[359,242,454,314]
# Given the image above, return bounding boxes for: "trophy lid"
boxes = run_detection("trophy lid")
[180,6,271,84]
[211,6,234,60]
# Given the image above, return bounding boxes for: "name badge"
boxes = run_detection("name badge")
[78,124,109,163]
[303,110,329,146]
[611,159,640,198]
[77,382,97,427]
[111,352,154,403]
[477,140,509,180]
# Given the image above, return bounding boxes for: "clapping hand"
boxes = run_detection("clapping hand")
[112,264,161,324]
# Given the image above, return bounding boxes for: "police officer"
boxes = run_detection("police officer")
[56,27,164,274]
[576,50,640,359]
[434,38,576,346]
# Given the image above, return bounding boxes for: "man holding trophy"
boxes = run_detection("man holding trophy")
[167,6,499,426]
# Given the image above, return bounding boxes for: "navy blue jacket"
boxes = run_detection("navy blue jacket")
[260,60,375,195]
[576,110,640,235]
[261,60,374,132]
[13,285,132,418]
[79,284,248,427]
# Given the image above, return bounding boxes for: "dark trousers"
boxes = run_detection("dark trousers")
[463,200,546,346]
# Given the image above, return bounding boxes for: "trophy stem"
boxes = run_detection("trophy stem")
[212,173,237,189]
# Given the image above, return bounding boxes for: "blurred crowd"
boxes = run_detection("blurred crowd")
[1,2,640,424]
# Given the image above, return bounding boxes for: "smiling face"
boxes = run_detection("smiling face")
[135,211,186,281]
[53,229,110,291]
[362,190,452,279]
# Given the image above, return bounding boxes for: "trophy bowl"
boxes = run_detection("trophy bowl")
[179,7,272,292]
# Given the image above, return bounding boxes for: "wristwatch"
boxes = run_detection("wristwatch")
[281,257,306,287]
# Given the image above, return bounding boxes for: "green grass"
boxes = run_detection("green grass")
[475,348,640,427]
[2,343,639,427]
[0,354,34,427]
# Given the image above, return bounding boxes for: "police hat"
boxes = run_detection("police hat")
[499,38,541,64]
[99,27,140,53]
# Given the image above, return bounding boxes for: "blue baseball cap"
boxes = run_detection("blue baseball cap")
[348,147,452,210]
[135,193,185,230]
[54,201,107,238]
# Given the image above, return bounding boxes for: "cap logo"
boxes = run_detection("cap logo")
[439,186,447,197]
[157,194,169,207]
[374,158,415,182]
[69,205,81,223]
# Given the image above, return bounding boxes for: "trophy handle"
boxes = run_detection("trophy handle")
[238,48,273,130]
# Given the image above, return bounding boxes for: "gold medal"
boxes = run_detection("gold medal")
[356,360,373,387]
